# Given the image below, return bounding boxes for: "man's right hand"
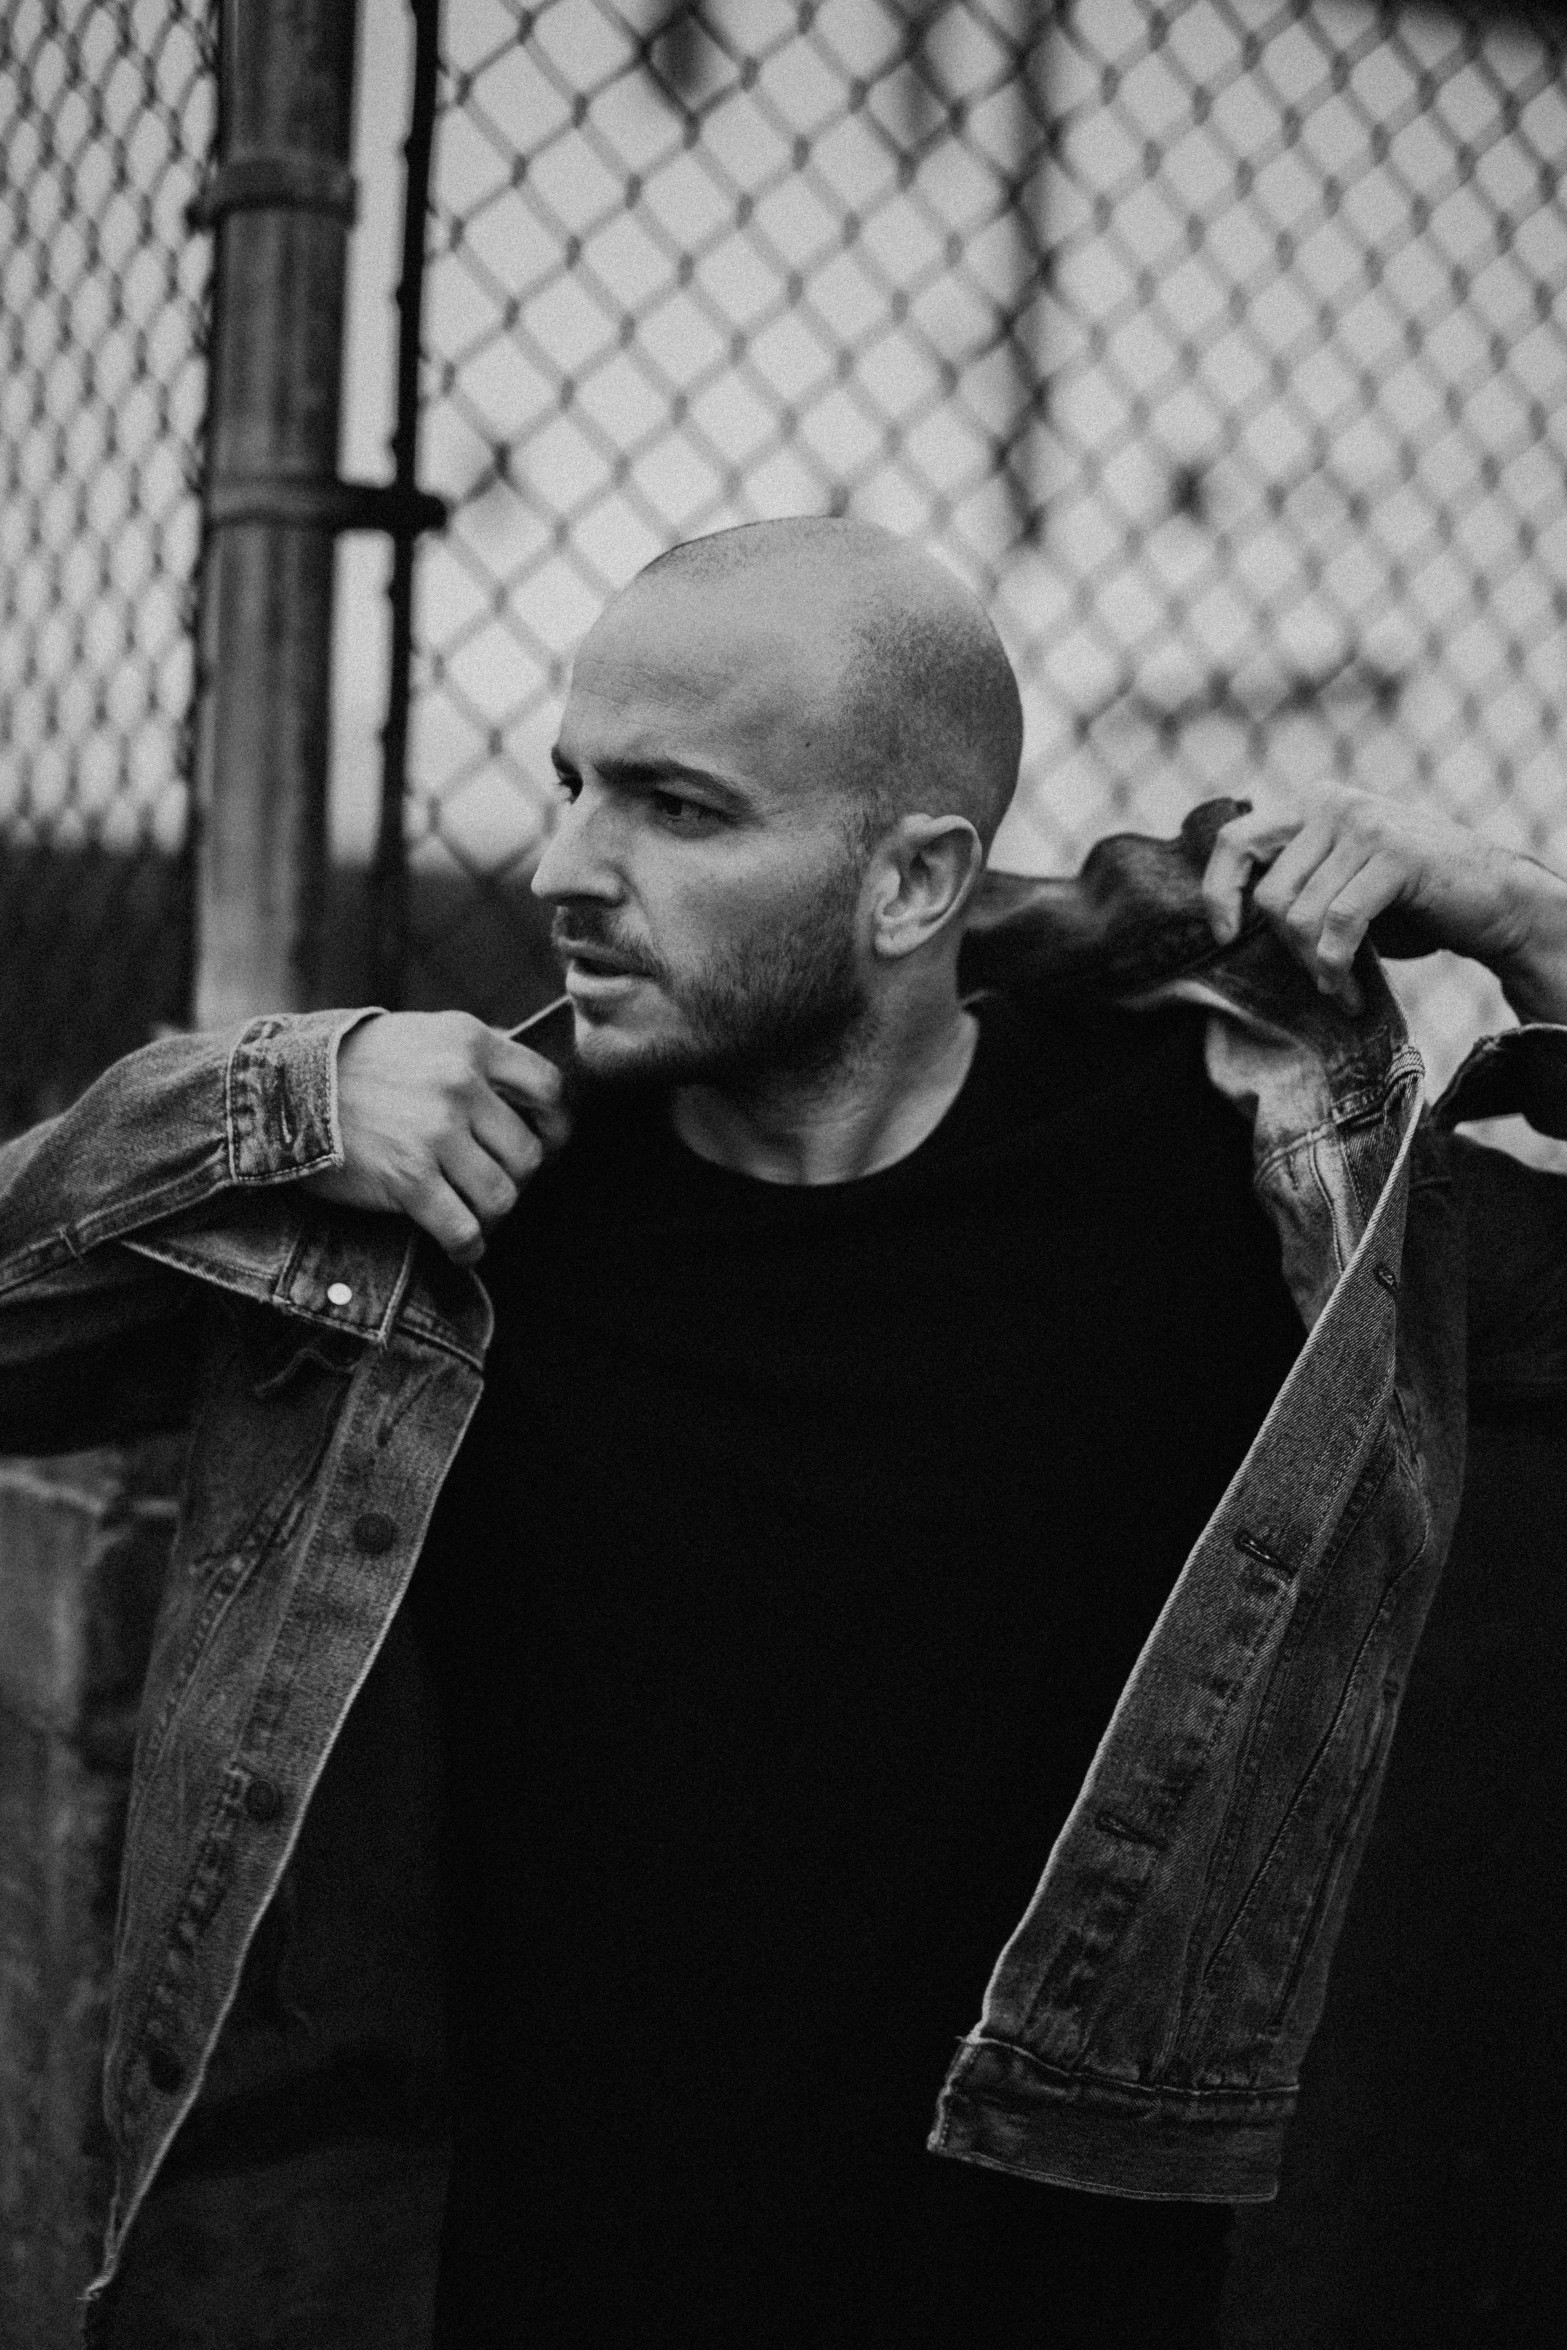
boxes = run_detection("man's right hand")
[301,1012,571,1266]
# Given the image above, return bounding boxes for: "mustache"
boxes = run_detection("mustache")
[550,909,663,980]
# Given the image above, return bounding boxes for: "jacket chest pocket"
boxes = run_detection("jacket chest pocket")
[178,1306,363,1568]
[133,1308,364,1790]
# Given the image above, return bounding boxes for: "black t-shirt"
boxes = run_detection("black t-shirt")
[415,993,1304,2345]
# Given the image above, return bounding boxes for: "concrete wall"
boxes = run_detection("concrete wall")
[0,1443,184,2348]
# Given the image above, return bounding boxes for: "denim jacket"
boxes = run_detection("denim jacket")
[3,805,1566,2319]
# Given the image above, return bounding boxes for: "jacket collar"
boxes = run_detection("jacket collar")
[965,798,1423,1330]
[962,794,1410,1110]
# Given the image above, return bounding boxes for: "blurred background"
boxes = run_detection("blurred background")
[4,1,1566,2342]
[8,0,1567,1131]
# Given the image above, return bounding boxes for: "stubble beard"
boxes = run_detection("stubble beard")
[560,865,872,1106]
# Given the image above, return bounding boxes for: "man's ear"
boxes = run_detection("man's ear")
[870,815,985,961]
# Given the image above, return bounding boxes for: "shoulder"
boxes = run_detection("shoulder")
[973,985,1211,1110]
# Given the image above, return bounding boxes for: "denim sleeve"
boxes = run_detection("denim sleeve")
[0,1010,375,1449]
[1434,1025,1567,1406]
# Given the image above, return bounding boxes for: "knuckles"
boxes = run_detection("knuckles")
[343,1009,557,1244]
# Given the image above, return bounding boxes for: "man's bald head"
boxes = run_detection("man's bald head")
[541,519,1020,1092]
[628,516,1022,855]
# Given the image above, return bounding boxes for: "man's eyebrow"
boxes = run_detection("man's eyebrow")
[552,750,743,798]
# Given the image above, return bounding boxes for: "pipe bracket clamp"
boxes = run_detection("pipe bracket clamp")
[205,476,448,538]
[188,154,359,230]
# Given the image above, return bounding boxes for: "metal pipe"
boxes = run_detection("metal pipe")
[371,0,443,1010]
[1000,0,1054,547]
[190,0,362,1028]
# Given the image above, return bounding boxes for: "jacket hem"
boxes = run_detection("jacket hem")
[928,2038,1291,2205]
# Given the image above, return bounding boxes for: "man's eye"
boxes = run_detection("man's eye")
[652,792,713,827]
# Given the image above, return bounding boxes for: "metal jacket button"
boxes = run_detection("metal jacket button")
[243,1777,283,1824]
[326,1281,354,1307]
[352,1511,397,1555]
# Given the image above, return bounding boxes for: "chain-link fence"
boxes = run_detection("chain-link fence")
[397,0,1567,1085]
[5,2,1561,1109]
[0,0,213,1134]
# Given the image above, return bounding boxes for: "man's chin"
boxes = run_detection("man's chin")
[565,1009,698,1097]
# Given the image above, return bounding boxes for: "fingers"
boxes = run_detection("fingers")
[431,1059,564,1264]
[418,1123,542,1267]
[408,1172,487,1268]
[1202,812,1298,944]
[1256,832,1374,1010]
[1204,789,1412,1013]
[482,1034,571,1150]
[469,1091,547,1190]
[1295,857,1402,1010]
[322,1010,572,1265]
[432,1130,517,1253]
[433,1028,573,1261]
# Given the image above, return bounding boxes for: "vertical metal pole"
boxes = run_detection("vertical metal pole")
[371,0,442,1011]
[191,0,362,1029]
[1000,0,1055,546]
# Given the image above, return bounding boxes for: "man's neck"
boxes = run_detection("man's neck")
[669,999,980,1185]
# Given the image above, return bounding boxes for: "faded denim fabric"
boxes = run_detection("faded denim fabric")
[3,805,1566,2331]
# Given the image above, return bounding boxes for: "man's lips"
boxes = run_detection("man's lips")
[556,941,653,979]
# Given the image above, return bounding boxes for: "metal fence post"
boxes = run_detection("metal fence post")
[371,0,443,1010]
[3,14,367,2338]
[189,0,363,1029]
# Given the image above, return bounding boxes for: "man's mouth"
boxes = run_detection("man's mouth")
[556,942,648,978]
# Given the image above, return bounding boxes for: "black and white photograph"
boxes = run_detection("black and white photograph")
[3,3,1566,2344]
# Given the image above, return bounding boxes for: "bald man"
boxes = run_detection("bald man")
[21,520,1567,2350]
[359,521,1263,2346]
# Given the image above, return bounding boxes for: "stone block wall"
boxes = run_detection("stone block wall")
[0,1443,182,2349]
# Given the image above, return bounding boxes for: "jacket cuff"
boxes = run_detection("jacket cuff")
[1433,1022,1567,1140]
[224,1009,383,1185]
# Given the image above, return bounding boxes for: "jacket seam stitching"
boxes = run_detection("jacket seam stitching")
[1181,1419,1398,1982]
[952,2041,1298,2107]
[1196,1450,1408,1996]
[0,1165,235,1299]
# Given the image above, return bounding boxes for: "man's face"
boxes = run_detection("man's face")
[532,578,875,1088]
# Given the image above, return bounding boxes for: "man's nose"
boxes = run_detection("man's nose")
[531,788,621,904]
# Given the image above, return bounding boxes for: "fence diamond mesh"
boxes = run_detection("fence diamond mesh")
[0,0,213,1131]
[401,0,1567,1085]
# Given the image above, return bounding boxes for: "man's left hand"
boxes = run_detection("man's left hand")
[1201,785,1567,1023]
